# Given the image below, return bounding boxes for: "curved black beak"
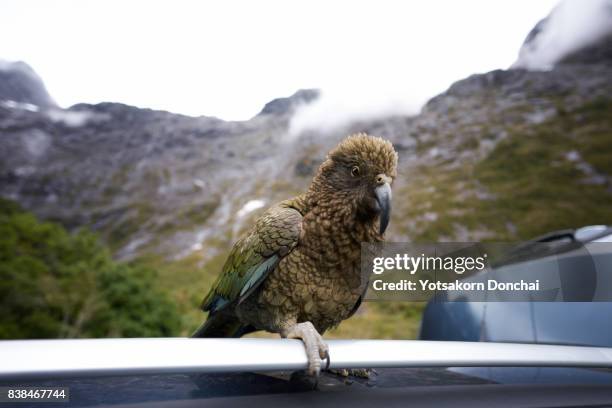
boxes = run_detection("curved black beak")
[375,182,392,235]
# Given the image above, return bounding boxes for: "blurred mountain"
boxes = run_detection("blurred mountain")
[257,89,319,116]
[559,32,612,65]
[0,60,56,108]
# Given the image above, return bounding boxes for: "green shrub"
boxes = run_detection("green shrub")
[0,199,180,339]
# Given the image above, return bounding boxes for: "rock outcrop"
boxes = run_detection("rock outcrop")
[0,60,56,108]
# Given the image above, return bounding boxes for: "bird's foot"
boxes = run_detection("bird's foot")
[327,368,376,379]
[285,322,329,377]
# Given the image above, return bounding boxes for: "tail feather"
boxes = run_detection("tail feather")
[191,313,254,338]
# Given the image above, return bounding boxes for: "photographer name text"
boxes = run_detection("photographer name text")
[372,279,540,292]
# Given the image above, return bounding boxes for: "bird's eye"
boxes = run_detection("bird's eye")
[351,166,360,177]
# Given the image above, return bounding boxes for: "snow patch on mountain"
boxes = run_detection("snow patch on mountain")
[237,199,266,218]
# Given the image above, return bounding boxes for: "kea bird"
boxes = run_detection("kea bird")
[192,133,398,377]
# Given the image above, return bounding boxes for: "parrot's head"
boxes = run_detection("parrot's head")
[312,133,398,235]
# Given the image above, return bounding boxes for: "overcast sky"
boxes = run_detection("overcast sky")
[0,0,558,121]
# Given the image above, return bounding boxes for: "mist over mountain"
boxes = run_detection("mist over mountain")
[257,89,320,117]
[513,0,612,69]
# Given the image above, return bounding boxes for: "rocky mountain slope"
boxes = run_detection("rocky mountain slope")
[0,60,56,109]
[1,20,611,337]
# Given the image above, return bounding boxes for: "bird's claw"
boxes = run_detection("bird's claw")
[285,321,330,377]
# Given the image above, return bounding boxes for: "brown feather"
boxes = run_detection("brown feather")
[234,133,398,334]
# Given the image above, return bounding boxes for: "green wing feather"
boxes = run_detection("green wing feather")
[201,202,302,314]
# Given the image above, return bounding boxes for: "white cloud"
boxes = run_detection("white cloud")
[289,72,439,135]
[514,0,612,70]
[1,99,39,112]
[0,0,558,121]
[46,108,109,127]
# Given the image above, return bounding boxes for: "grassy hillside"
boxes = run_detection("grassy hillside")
[398,97,612,243]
